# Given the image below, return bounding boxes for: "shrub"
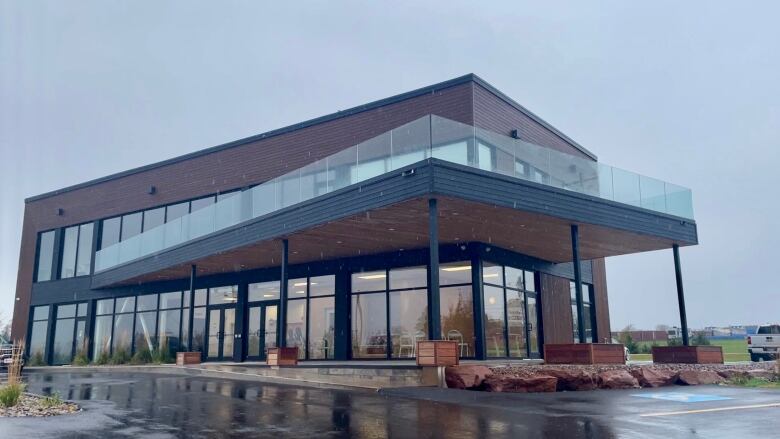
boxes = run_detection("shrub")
[94,350,110,365]
[691,332,710,346]
[39,392,63,409]
[130,347,153,365]
[0,383,24,408]
[28,350,46,366]
[152,340,175,364]
[109,348,131,365]
[667,338,683,346]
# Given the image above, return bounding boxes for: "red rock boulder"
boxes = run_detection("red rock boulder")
[677,370,724,385]
[597,369,640,389]
[630,367,678,388]
[445,365,493,389]
[483,375,558,393]
[545,368,598,391]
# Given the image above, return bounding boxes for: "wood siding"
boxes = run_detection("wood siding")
[540,273,574,344]
[591,257,612,342]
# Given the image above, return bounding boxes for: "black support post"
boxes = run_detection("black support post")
[278,239,289,348]
[471,253,486,360]
[673,244,690,346]
[234,283,248,361]
[188,265,196,354]
[571,224,586,343]
[428,198,441,340]
[333,270,350,360]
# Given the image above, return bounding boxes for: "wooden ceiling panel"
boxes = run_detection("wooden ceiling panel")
[113,196,677,286]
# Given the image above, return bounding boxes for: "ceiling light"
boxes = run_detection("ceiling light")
[295,290,305,294]
[293,282,307,287]
[483,273,499,278]
[358,274,386,280]
[488,296,496,305]
[388,228,395,231]
[442,266,471,272]
[263,294,275,298]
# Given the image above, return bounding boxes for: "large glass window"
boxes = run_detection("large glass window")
[389,289,427,358]
[351,266,428,359]
[60,226,78,278]
[286,299,307,359]
[209,286,238,304]
[190,196,215,212]
[134,311,157,354]
[36,231,55,282]
[441,285,475,357]
[483,285,505,357]
[143,207,165,231]
[166,202,190,222]
[120,212,143,240]
[351,292,387,358]
[28,305,49,364]
[52,318,75,364]
[570,282,596,343]
[100,217,121,249]
[93,299,114,361]
[60,223,94,278]
[483,263,538,358]
[285,275,336,359]
[76,223,94,276]
[112,311,134,357]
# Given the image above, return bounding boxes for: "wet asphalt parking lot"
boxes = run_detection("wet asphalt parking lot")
[1,370,778,438]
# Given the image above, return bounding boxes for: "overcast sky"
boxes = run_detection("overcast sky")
[1,1,778,330]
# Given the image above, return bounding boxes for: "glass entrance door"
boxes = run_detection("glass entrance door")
[207,307,235,361]
[247,303,278,360]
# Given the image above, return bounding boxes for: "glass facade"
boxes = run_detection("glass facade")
[35,231,56,282]
[30,244,595,364]
[28,305,50,364]
[351,267,428,359]
[286,275,335,360]
[59,223,94,279]
[482,263,539,358]
[571,282,596,343]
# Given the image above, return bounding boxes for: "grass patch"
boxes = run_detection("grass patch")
[0,383,25,408]
[632,338,751,362]
[39,393,64,409]
[726,376,780,388]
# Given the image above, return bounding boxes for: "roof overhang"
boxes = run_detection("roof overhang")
[91,159,697,288]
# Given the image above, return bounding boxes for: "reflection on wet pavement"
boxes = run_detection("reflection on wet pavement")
[7,371,778,438]
[11,371,618,438]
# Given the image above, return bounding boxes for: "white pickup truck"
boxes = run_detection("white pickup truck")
[748,324,780,362]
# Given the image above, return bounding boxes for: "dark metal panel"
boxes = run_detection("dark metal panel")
[430,160,698,243]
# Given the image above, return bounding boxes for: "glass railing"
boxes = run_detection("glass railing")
[95,115,694,271]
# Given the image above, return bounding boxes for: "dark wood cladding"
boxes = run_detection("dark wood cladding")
[540,273,574,344]
[472,83,594,160]
[13,82,476,339]
[591,257,612,342]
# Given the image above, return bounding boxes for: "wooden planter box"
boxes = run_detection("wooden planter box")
[651,345,723,364]
[417,341,459,366]
[176,352,202,366]
[544,343,626,365]
[267,347,299,366]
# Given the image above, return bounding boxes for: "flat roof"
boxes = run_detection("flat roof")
[26,73,596,203]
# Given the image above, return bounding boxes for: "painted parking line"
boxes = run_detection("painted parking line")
[641,402,780,417]
[632,392,732,403]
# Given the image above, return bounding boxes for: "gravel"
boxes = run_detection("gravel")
[0,393,80,418]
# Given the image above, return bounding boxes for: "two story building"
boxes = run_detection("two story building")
[12,74,697,365]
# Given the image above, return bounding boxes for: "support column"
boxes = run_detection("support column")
[673,244,690,346]
[278,239,289,348]
[571,225,586,343]
[234,283,248,361]
[428,198,441,340]
[471,253,486,360]
[333,270,350,360]
[188,265,196,354]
